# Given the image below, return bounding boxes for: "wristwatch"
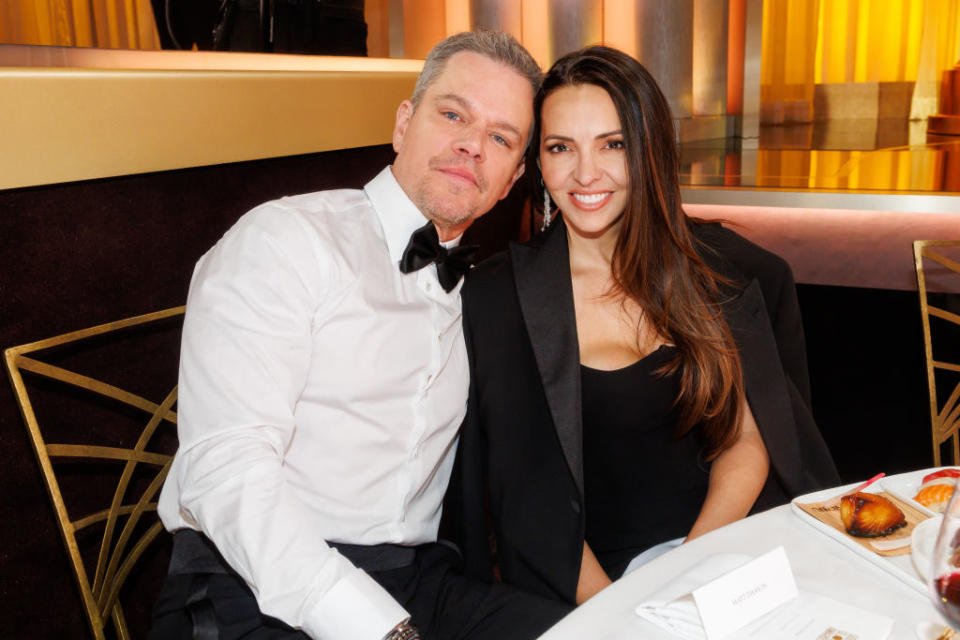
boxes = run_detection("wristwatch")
[382,620,420,640]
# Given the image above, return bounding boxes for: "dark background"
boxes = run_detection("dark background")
[0,143,937,638]
[149,0,368,55]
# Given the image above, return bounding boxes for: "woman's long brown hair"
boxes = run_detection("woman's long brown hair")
[528,46,744,459]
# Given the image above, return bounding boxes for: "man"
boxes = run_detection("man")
[150,32,571,640]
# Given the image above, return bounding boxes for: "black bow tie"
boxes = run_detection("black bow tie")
[399,222,478,292]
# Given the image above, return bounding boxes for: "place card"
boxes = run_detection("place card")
[692,546,798,639]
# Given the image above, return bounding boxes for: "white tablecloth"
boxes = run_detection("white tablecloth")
[538,495,940,640]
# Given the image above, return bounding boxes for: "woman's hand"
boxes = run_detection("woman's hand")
[686,396,769,542]
[576,541,613,604]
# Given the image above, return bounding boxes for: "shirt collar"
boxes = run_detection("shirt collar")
[365,167,462,265]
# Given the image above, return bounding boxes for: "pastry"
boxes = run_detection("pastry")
[840,492,907,537]
[914,469,960,513]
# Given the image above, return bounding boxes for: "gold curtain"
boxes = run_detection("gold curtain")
[814,0,925,83]
[0,0,161,50]
[761,0,820,122]
[761,0,960,122]
[912,0,960,118]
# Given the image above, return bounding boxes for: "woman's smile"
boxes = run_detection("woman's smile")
[569,191,614,209]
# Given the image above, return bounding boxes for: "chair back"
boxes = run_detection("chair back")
[4,307,184,640]
[914,241,960,466]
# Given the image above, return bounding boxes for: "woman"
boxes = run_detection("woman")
[445,46,840,606]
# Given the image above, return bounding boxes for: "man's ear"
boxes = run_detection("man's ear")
[393,100,414,153]
[497,162,526,200]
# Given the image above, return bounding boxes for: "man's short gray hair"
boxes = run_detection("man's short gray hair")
[411,31,542,108]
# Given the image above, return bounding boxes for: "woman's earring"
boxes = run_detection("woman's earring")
[542,187,552,231]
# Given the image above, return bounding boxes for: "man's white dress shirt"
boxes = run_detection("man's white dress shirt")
[158,167,470,640]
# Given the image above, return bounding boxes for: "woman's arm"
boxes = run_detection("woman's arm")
[686,396,769,542]
[576,541,613,604]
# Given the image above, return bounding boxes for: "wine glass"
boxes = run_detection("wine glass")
[929,479,960,630]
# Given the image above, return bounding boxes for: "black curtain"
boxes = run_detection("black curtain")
[151,0,367,55]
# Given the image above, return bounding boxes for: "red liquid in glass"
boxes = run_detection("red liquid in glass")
[937,572,960,622]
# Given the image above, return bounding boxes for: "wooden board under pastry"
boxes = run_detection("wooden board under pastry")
[794,491,930,557]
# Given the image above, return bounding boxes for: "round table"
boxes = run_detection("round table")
[538,485,941,640]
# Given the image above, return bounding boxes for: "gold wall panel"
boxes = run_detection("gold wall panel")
[0,63,420,190]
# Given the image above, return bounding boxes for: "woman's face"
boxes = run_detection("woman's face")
[539,83,628,241]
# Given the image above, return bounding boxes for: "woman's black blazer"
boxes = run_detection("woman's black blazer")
[443,218,840,604]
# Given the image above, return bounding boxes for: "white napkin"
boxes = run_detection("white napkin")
[622,537,684,576]
[634,553,753,640]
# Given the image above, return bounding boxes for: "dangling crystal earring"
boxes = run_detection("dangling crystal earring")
[541,187,552,231]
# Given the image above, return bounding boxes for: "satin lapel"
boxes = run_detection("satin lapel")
[724,279,803,491]
[509,223,584,497]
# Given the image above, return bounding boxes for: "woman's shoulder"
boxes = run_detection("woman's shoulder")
[466,223,564,291]
[463,248,516,301]
[690,220,792,285]
[469,247,513,279]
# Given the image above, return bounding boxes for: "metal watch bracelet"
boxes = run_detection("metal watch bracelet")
[382,621,420,640]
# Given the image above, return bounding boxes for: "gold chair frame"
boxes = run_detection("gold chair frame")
[914,241,960,466]
[4,307,184,640]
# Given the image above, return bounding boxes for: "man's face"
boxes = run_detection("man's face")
[391,51,534,240]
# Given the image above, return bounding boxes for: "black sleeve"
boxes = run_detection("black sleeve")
[765,259,812,406]
[440,286,496,582]
[695,221,840,493]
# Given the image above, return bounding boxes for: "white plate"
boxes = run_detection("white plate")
[791,478,931,596]
[881,467,960,517]
[915,620,958,639]
[912,515,943,583]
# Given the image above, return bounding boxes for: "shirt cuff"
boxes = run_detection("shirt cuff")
[302,567,409,640]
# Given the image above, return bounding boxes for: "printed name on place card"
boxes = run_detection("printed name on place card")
[691,546,798,640]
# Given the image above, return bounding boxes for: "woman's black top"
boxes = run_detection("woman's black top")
[580,345,710,579]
